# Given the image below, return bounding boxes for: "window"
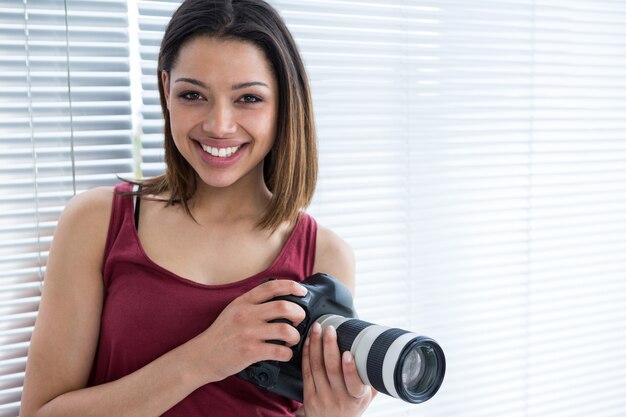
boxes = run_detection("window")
[0,1,133,415]
[2,1,626,416]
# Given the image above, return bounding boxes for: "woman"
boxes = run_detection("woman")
[20,1,375,416]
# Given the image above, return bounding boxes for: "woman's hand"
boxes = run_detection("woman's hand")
[301,322,376,417]
[192,279,308,383]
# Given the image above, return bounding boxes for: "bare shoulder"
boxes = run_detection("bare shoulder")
[40,185,115,313]
[314,223,356,294]
[46,184,116,301]
[49,186,115,273]
[62,186,114,221]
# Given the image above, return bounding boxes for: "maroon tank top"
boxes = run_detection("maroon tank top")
[88,182,317,416]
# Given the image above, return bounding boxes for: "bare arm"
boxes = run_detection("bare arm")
[20,188,309,417]
[313,225,356,294]
[299,224,375,417]
[20,188,209,417]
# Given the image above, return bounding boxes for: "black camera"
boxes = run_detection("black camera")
[237,273,446,404]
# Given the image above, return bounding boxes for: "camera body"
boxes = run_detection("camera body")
[237,273,357,401]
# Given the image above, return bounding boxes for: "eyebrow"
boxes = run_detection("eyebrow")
[232,81,269,90]
[174,78,269,90]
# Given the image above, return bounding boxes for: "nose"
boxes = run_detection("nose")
[202,99,237,137]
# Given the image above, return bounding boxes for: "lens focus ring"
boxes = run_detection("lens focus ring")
[336,319,373,354]
[366,328,410,396]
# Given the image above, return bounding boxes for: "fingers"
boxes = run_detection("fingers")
[302,323,376,417]
[303,323,348,396]
[244,279,307,304]
[262,300,307,327]
[259,340,295,363]
[303,322,328,396]
[241,280,308,326]
[301,324,316,397]
[303,323,373,399]
[203,280,309,379]
[265,321,302,347]
[322,325,348,393]
[342,351,369,398]
[230,280,308,357]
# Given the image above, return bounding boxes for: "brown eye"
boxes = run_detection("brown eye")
[179,91,202,101]
[239,94,262,104]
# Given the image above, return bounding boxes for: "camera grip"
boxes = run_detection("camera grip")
[237,273,358,402]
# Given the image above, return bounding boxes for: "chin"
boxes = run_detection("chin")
[197,176,238,189]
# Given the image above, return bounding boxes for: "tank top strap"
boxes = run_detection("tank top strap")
[268,212,318,280]
[103,182,134,262]
[299,213,318,277]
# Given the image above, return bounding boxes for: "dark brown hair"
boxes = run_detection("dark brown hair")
[133,0,317,230]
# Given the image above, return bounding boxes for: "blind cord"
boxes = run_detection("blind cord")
[24,0,45,290]
[63,0,77,196]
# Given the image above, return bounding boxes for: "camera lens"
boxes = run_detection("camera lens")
[315,315,445,404]
[401,347,424,389]
[395,339,444,403]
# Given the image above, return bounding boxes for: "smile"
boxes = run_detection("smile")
[200,144,243,158]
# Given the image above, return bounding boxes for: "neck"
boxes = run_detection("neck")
[188,170,272,226]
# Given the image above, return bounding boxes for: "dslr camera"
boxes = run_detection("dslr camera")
[237,273,445,404]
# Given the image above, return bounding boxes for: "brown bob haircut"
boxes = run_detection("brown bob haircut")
[134,0,317,231]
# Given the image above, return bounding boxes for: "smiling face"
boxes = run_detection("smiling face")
[161,36,279,192]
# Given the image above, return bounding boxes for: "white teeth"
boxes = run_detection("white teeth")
[201,144,242,158]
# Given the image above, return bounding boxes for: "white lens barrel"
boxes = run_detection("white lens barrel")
[315,314,348,331]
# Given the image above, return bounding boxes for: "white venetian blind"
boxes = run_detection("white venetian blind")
[0,0,134,415]
[273,1,431,415]
[135,0,181,178]
[2,0,626,416]
[407,2,626,417]
[273,1,626,417]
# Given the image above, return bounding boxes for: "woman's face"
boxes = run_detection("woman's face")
[162,36,278,191]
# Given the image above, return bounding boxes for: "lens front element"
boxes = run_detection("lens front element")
[395,339,445,403]
[401,347,425,389]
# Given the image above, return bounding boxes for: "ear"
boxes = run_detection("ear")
[161,70,171,109]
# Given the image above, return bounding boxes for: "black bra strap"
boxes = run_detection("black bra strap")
[134,187,142,231]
